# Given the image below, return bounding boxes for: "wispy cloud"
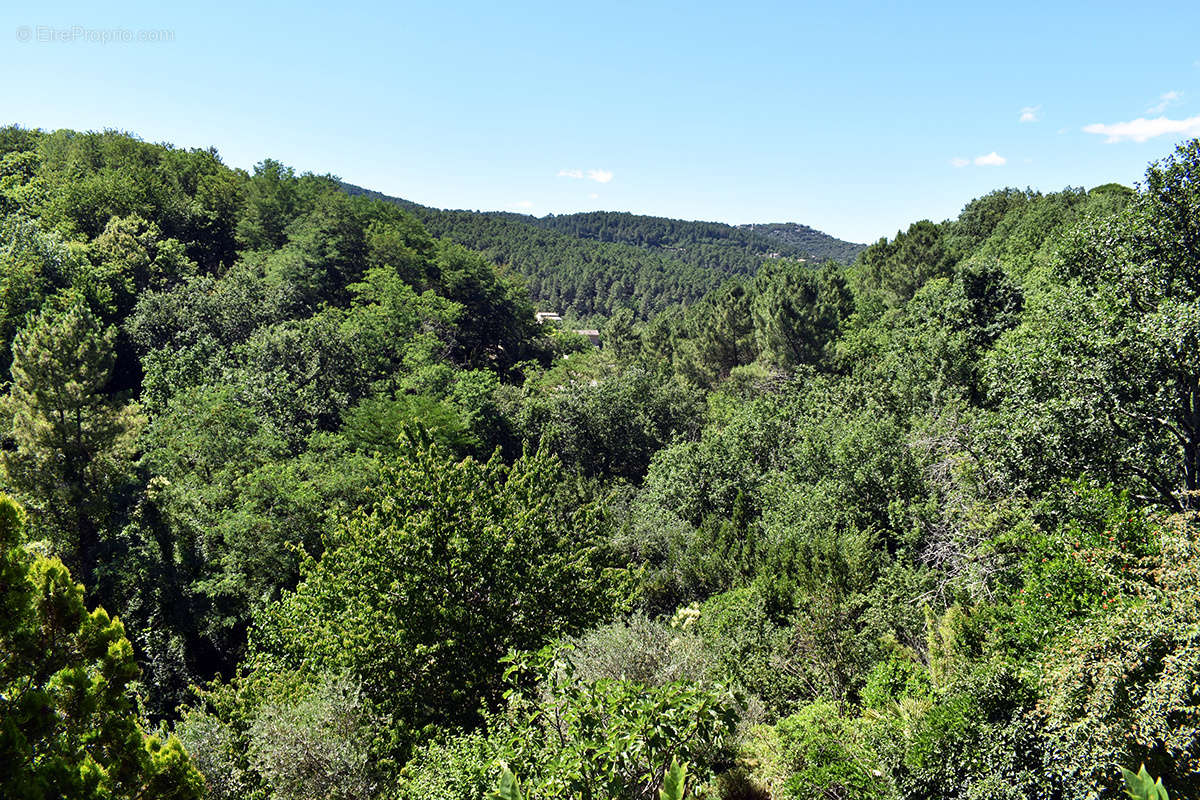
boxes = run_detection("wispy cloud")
[510,200,534,210]
[1019,105,1041,123]
[951,153,1006,167]
[558,168,614,183]
[588,192,599,199]
[1083,114,1200,143]
[1147,90,1183,114]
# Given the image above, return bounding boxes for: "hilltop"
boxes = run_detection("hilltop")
[341,183,863,319]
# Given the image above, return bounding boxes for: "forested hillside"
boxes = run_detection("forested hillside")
[3,125,1200,800]
[342,184,863,320]
[738,221,868,264]
[506,210,863,268]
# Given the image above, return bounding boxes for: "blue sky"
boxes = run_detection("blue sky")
[3,0,1199,243]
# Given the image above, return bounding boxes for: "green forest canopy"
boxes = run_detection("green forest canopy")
[342,181,865,320]
[2,124,1199,799]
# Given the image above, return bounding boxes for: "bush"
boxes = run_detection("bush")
[776,702,890,800]
[696,587,806,720]
[878,662,1048,800]
[568,612,714,687]
[397,732,493,800]
[860,657,932,711]
[401,646,741,800]
[247,673,383,800]
[248,441,626,754]
[1037,511,1200,796]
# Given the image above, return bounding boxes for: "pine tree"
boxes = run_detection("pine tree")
[0,300,141,584]
[0,493,204,800]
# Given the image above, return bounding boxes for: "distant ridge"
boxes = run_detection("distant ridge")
[340,182,865,318]
[738,222,866,265]
[342,183,864,264]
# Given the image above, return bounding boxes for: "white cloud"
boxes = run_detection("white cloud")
[1057,127,1069,135]
[1019,105,1041,123]
[1147,90,1183,114]
[510,200,534,210]
[1083,114,1200,143]
[951,153,1006,167]
[588,192,599,199]
[558,168,614,183]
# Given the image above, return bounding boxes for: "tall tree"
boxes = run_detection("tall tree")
[750,262,852,371]
[0,301,141,583]
[0,493,204,800]
[989,138,1200,507]
[249,440,624,753]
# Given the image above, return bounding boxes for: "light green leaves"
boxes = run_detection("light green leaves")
[1121,764,1169,800]
[482,751,689,799]
[659,757,688,800]
[487,766,524,800]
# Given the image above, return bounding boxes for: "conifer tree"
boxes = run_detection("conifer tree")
[0,493,204,800]
[0,300,141,583]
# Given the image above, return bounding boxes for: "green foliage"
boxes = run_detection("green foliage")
[492,647,738,800]
[1121,765,1169,800]
[660,757,688,800]
[777,702,888,799]
[400,645,735,800]
[874,662,1048,800]
[487,767,524,800]
[567,612,715,687]
[33,129,242,271]
[989,138,1200,507]
[943,188,1038,260]
[11,122,1200,800]
[621,263,852,388]
[694,587,807,719]
[177,670,386,800]
[342,393,479,456]
[0,493,204,800]
[249,442,625,752]
[524,210,859,267]
[345,185,864,319]
[246,673,383,800]
[0,299,141,582]
[860,657,932,711]
[507,351,705,481]
[851,219,953,307]
[1036,510,1200,795]
[0,215,82,372]
[0,126,566,715]
[87,213,196,319]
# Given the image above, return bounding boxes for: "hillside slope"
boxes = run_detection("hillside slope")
[739,221,866,264]
[341,183,863,319]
